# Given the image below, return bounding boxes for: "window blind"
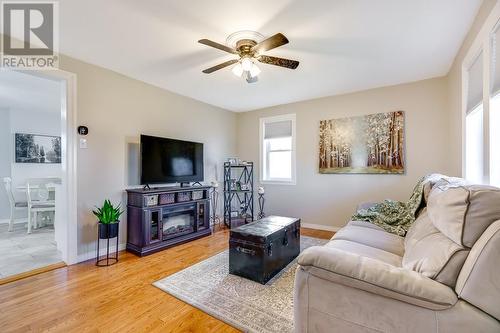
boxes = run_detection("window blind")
[492,27,500,95]
[467,52,483,113]
[264,120,292,139]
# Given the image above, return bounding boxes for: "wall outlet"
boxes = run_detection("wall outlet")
[79,138,88,149]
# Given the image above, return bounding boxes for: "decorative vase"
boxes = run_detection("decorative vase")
[98,221,119,239]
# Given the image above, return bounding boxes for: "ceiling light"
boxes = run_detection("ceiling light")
[232,63,243,77]
[241,57,253,71]
[249,64,261,78]
[199,32,299,84]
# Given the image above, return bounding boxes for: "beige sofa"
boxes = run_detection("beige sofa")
[294,179,500,332]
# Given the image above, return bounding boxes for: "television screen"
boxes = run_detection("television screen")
[140,135,203,184]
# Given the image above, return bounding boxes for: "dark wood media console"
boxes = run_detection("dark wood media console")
[126,186,212,256]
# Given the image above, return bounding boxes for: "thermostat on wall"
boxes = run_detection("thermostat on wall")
[78,126,88,135]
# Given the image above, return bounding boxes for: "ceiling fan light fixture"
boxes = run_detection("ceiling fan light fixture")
[199,32,299,81]
[249,63,261,78]
[232,62,243,77]
[241,57,253,71]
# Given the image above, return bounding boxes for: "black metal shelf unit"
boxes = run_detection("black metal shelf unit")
[223,162,254,228]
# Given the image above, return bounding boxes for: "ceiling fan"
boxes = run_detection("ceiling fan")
[198,32,299,83]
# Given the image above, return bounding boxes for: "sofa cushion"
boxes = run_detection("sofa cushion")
[422,181,433,205]
[421,174,464,205]
[455,220,500,321]
[403,209,469,287]
[298,246,458,310]
[403,231,468,287]
[434,249,469,287]
[325,239,402,267]
[427,181,500,248]
[404,208,439,248]
[333,224,405,256]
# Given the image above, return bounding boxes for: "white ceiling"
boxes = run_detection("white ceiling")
[57,0,481,112]
[0,71,61,113]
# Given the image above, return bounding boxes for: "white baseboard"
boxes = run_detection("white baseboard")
[302,223,341,232]
[77,243,127,263]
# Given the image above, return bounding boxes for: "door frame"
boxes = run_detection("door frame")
[28,68,78,264]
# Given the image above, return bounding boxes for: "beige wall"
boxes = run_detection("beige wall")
[447,0,497,176]
[236,77,451,229]
[58,55,237,257]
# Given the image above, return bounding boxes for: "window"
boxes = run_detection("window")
[466,104,483,184]
[490,25,500,187]
[462,7,500,187]
[465,52,484,184]
[491,93,500,186]
[260,114,296,184]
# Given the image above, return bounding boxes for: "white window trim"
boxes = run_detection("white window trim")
[461,2,500,185]
[259,114,296,185]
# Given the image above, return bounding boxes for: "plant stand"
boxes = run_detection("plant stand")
[96,223,119,266]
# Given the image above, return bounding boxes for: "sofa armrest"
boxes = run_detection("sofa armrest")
[298,246,458,310]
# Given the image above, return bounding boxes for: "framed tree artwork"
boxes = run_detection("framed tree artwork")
[319,111,405,174]
[15,133,62,164]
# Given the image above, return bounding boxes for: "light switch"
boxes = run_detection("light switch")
[79,138,88,149]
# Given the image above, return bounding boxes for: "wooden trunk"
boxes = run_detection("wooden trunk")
[229,216,300,284]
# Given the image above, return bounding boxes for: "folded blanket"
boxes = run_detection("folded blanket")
[351,174,449,236]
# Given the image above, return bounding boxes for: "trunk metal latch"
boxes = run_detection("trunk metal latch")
[267,242,273,256]
[283,228,289,246]
[236,246,256,256]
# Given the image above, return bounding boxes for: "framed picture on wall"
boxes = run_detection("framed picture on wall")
[15,133,62,164]
[318,111,405,174]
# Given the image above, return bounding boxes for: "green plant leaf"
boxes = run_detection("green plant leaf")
[94,199,123,224]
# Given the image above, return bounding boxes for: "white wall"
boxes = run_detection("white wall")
[58,55,238,257]
[0,108,11,219]
[0,107,62,219]
[236,77,451,230]
[9,109,62,189]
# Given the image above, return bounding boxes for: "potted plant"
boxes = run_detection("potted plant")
[93,200,123,239]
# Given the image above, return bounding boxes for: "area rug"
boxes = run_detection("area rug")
[153,236,327,333]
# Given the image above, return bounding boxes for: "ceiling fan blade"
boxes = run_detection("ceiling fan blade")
[202,59,239,74]
[198,39,238,54]
[257,55,299,69]
[251,33,289,54]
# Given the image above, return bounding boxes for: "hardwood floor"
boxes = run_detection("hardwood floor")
[0,227,333,333]
[0,262,66,286]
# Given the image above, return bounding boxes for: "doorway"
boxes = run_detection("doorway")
[0,69,77,281]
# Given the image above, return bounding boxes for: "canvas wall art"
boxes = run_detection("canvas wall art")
[15,133,61,164]
[319,111,405,174]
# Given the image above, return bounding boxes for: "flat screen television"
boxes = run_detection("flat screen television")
[140,135,203,185]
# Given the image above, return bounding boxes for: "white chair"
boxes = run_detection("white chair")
[26,178,57,234]
[3,177,28,232]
